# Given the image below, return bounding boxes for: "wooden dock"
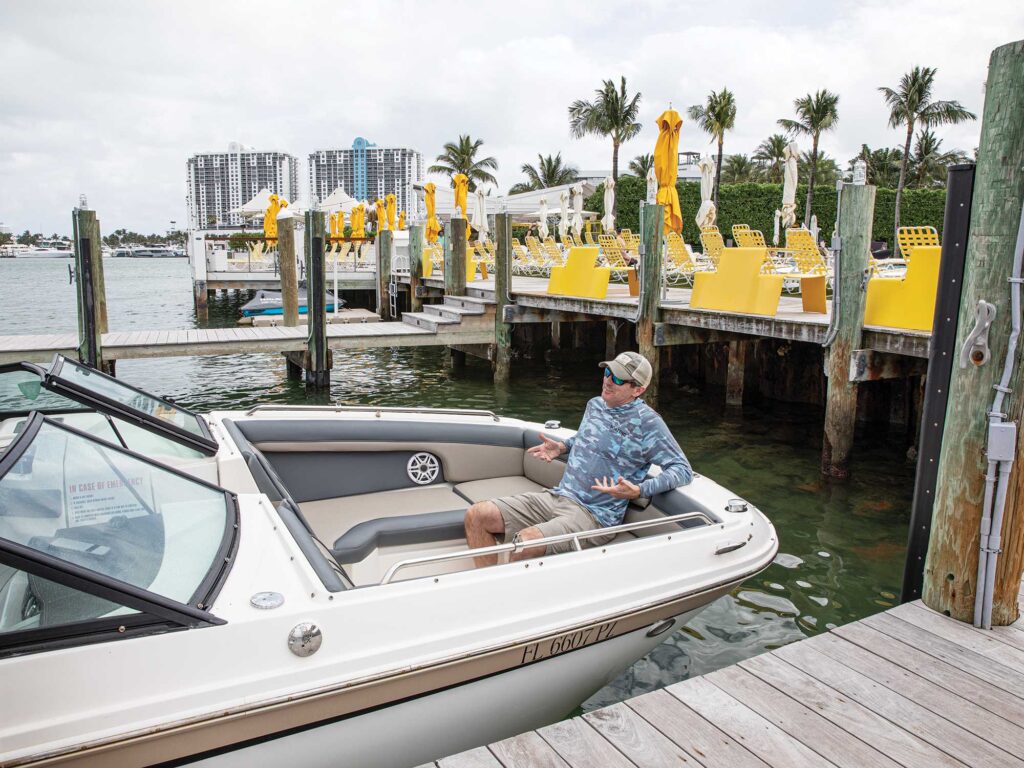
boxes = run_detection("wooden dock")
[430,588,1024,768]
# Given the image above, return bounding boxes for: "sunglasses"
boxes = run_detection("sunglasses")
[604,367,634,386]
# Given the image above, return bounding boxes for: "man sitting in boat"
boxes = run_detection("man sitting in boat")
[465,351,692,566]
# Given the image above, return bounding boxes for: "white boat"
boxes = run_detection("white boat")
[13,246,73,258]
[0,356,778,768]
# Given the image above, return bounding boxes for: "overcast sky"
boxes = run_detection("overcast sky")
[1,0,1019,235]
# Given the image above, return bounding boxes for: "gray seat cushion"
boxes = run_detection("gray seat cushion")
[455,476,545,503]
[331,509,467,564]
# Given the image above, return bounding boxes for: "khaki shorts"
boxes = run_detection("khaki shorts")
[493,491,616,554]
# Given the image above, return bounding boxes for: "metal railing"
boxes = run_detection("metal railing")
[379,511,716,584]
[244,404,502,421]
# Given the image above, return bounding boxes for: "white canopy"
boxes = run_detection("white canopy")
[538,197,549,240]
[321,187,358,213]
[774,140,800,244]
[472,189,489,241]
[414,180,596,218]
[230,188,274,216]
[695,156,717,230]
[558,191,570,239]
[601,176,615,234]
[571,183,584,238]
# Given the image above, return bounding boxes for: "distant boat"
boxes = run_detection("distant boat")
[241,288,344,316]
[111,246,185,258]
[14,246,73,258]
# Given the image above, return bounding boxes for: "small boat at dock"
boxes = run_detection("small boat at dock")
[240,288,344,316]
[0,355,777,768]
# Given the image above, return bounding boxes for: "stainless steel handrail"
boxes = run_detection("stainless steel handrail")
[379,511,715,584]
[244,404,501,421]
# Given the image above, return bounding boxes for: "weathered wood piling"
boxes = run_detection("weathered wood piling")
[493,213,513,383]
[277,216,299,327]
[376,230,393,321]
[71,207,109,371]
[637,202,664,406]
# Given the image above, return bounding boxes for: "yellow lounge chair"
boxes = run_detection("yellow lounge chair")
[664,232,709,286]
[896,226,939,261]
[732,225,783,273]
[690,247,785,317]
[864,244,940,331]
[698,227,725,268]
[547,246,611,299]
[542,237,566,266]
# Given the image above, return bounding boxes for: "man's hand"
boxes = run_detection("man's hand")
[591,475,641,500]
[527,434,565,462]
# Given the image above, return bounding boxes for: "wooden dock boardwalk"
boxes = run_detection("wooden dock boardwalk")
[429,587,1024,768]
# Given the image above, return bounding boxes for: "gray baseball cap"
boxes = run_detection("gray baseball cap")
[599,351,653,387]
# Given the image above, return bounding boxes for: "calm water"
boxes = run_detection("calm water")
[0,257,914,709]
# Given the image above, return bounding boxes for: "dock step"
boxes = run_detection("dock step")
[425,304,486,322]
[401,312,462,332]
[444,294,496,310]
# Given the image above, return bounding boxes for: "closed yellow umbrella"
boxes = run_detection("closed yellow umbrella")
[375,198,386,233]
[335,210,345,236]
[453,173,469,227]
[654,109,683,235]
[351,205,365,238]
[385,194,397,231]
[264,194,284,242]
[425,183,441,243]
[398,211,406,230]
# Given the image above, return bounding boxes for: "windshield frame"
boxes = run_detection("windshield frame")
[0,412,238,657]
[43,355,219,456]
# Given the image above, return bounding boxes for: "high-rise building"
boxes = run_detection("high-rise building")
[308,138,424,218]
[186,143,299,229]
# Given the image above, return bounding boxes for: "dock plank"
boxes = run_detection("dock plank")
[809,632,1024,756]
[666,676,834,768]
[740,653,965,768]
[774,642,1021,767]
[583,703,695,767]
[436,746,503,768]
[864,611,1024,698]
[706,666,897,768]
[488,731,571,768]
[626,688,768,768]
[890,602,1024,671]
[834,621,1024,721]
[536,717,637,768]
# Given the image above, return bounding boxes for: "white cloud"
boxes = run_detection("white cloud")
[0,0,1017,234]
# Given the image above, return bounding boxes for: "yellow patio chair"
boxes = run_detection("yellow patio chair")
[896,226,939,261]
[547,246,611,299]
[621,230,641,251]
[699,227,726,268]
[543,237,566,267]
[864,245,941,332]
[784,228,828,275]
[525,236,554,274]
[690,247,785,317]
[664,232,709,286]
[597,234,638,294]
[584,222,597,246]
[732,225,784,273]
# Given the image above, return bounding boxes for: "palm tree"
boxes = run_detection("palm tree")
[798,151,841,189]
[848,145,905,188]
[879,66,976,241]
[722,154,755,183]
[778,89,840,224]
[687,88,737,208]
[568,76,643,203]
[753,134,788,183]
[909,129,970,188]
[628,153,654,177]
[428,135,499,191]
[517,153,579,190]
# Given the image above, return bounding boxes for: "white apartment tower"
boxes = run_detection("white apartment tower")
[186,143,299,229]
[308,138,424,218]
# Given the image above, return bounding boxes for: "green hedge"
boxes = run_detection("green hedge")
[585,176,947,245]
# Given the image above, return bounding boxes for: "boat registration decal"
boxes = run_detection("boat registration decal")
[520,620,617,665]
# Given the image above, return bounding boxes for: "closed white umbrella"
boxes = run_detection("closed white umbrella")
[601,176,615,234]
[695,156,717,229]
[558,191,570,239]
[571,183,584,238]
[538,197,549,240]
[472,189,489,242]
[646,167,658,204]
[775,141,800,244]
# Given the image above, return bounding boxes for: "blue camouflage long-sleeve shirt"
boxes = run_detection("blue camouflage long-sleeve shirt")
[552,397,692,527]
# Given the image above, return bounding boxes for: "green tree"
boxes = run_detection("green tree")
[753,134,788,183]
[908,128,969,188]
[848,145,904,188]
[778,89,840,224]
[514,152,579,192]
[628,153,654,177]
[428,135,499,191]
[687,88,737,208]
[0,232,12,247]
[16,230,39,246]
[879,65,976,241]
[568,76,643,208]
[721,154,755,183]
[798,151,840,189]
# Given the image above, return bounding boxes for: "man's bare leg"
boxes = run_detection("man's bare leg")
[465,501,506,568]
[509,526,547,562]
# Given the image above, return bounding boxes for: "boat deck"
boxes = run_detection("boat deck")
[431,587,1024,767]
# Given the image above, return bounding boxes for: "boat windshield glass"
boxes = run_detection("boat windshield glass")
[0,365,78,415]
[0,418,232,619]
[52,358,207,438]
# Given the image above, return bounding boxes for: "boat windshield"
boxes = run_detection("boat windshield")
[0,363,208,461]
[0,415,235,638]
[44,356,218,455]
